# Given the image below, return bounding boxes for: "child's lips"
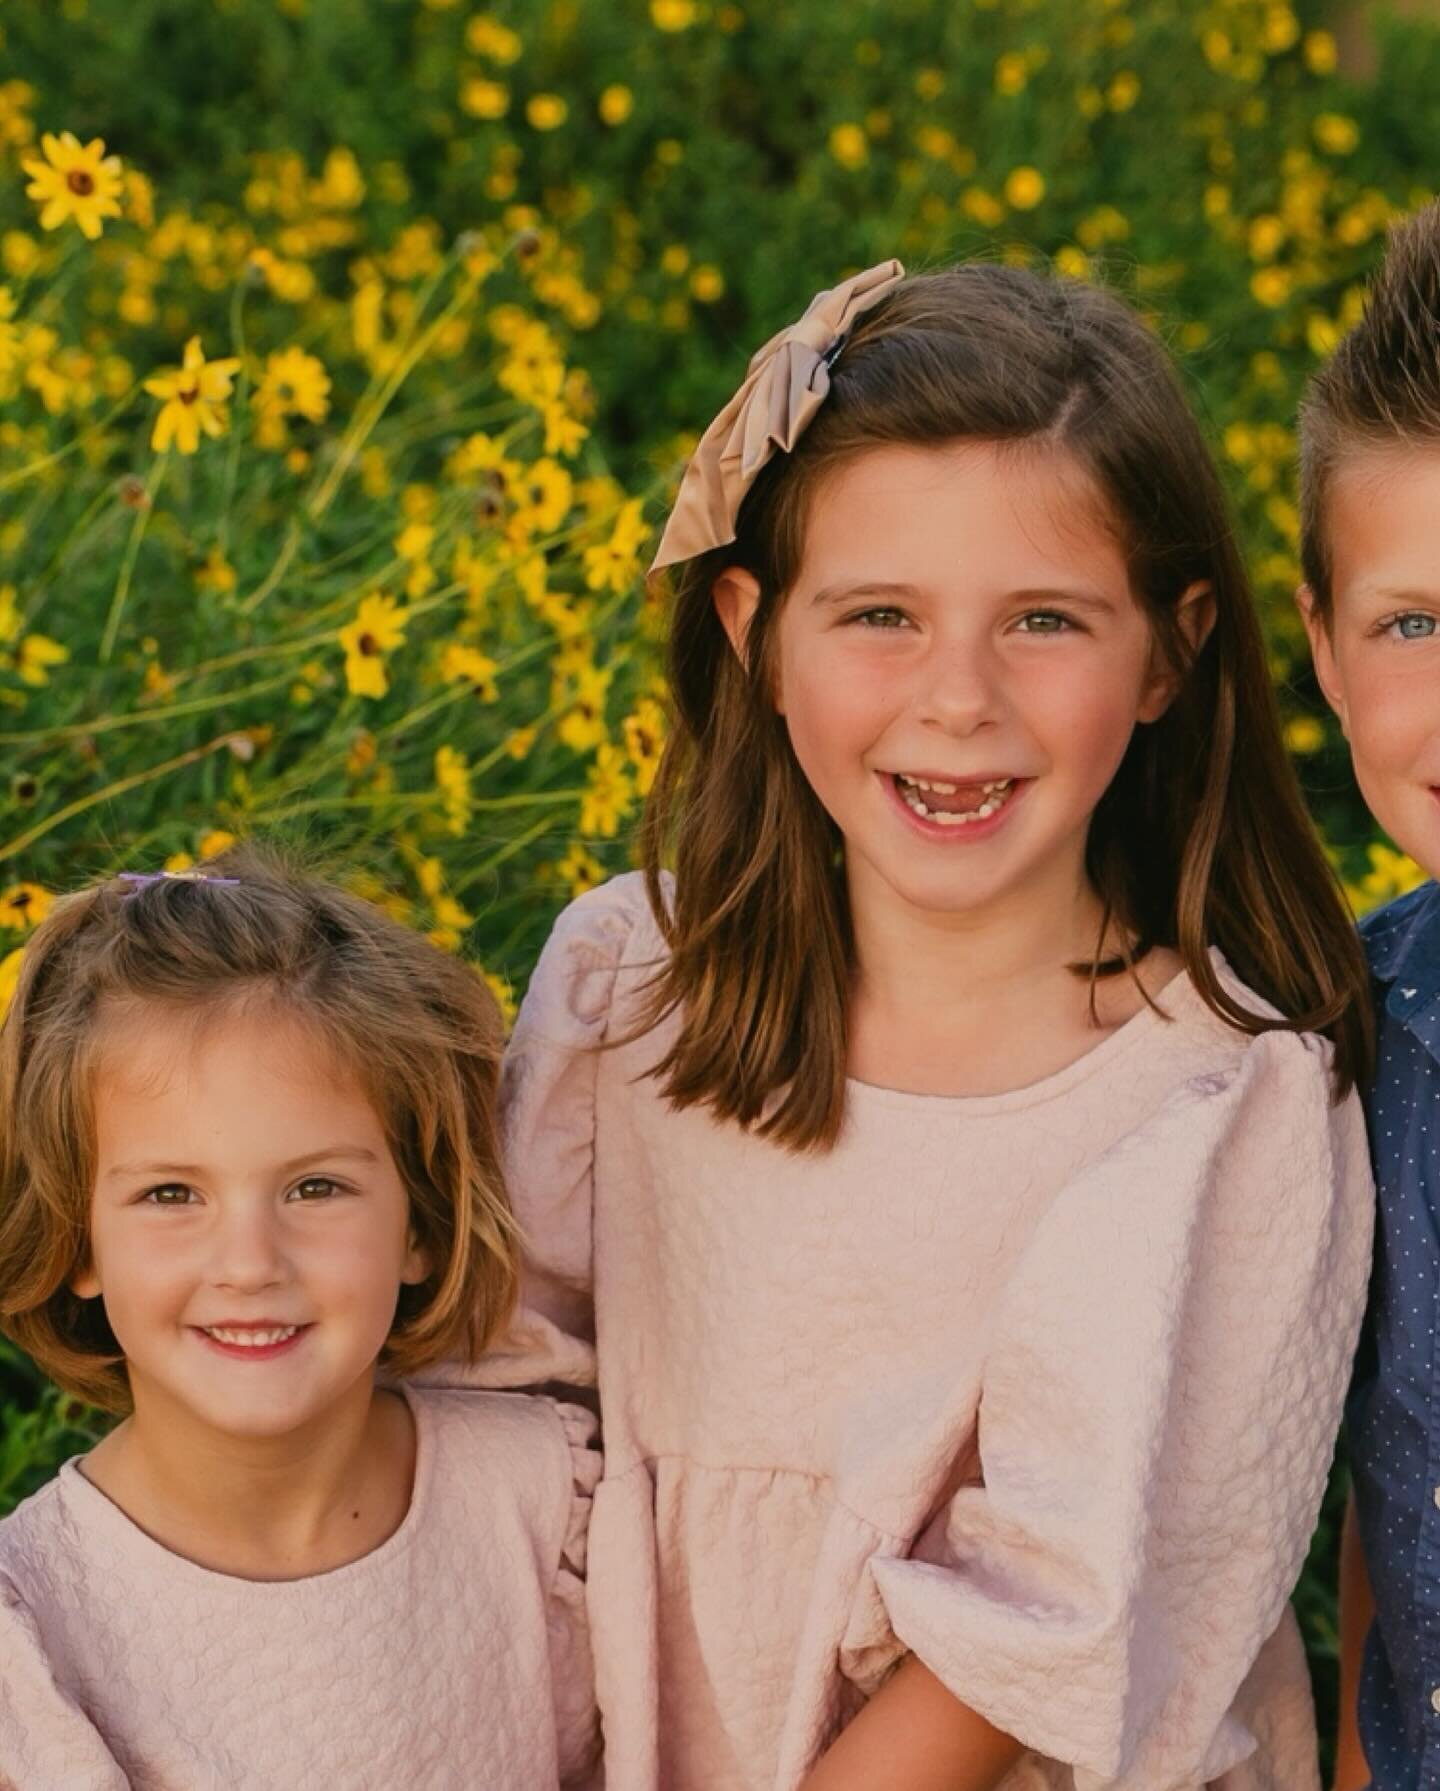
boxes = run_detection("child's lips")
[192,1322,313,1360]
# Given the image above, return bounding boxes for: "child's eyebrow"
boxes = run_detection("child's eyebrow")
[103,1146,383,1181]
[809,579,1118,613]
[810,580,923,608]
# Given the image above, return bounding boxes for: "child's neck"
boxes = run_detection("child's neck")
[846,860,1181,1098]
[80,1377,417,1582]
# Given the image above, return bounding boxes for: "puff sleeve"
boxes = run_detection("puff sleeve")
[0,1577,131,1790]
[848,1031,1373,1789]
[465,874,660,1397]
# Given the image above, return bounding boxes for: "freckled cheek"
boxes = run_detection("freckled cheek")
[1018,673,1140,793]
[778,652,899,778]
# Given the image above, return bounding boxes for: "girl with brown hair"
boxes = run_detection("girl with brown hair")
[499,260,1374,1788]
[0,848,598,1789]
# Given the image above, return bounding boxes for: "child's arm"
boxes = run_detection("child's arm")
[0,1580,131,1789]
[1333,1492,1374,1791]
[799,1658,1022,1791]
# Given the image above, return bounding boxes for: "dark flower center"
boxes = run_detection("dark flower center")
[67,170,95,196]
[358,632,379,656]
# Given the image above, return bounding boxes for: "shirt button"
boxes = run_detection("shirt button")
[1434,1485,1440,1511]
[1432,1686,1440,1716]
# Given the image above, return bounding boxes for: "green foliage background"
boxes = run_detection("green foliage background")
[3,0,1438,1758]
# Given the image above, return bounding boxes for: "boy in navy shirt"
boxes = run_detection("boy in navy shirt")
[1299,197,1440,1790]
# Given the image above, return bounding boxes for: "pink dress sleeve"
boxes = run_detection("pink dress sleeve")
[845,1029,1374,1787]
[549,1401,603,1789]
[464,874,657,1396]
[0,1576,131,1790]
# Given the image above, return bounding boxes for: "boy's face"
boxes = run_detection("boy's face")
[1302,449,1440,878]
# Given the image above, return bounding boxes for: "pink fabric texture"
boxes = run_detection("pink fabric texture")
[488,872,1374,1791]
[0,1387,599,1790]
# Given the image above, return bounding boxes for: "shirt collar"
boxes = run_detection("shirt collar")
[1363,880,1440,1019]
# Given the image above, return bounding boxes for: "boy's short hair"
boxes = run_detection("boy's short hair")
[1300,198,1440,623]
[0,844,517,1410]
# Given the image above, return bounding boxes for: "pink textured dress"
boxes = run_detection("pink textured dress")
[488,873,1374,1791]
[0,1388,599,1790]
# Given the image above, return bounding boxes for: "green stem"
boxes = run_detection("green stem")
[0,385,141,494]
[99,452,168,663]
[0,733,234,865]
[0,671,295,745]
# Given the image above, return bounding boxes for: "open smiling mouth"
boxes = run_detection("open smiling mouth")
[890,772,1020,826]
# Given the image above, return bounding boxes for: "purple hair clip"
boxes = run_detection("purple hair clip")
[118,869,241,898]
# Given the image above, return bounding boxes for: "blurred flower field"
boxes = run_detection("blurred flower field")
[2,0,1439,1739]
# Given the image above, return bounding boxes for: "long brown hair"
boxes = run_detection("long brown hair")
[641,262,1372,1150]
[0,843,517,1409]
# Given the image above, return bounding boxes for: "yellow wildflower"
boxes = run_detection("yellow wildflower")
[22,132,124,239]
[526,94,569,132]
[481,969,517,1028]
[0,883,52,929]
[829,123,868,171]
[256,345,331,424]
[690,265,725,303]
[14,634,67,686]
[0,945,24,1019]
[543,402,589,458]
[0,587,20,643]
[995,52,1028,96]
[599,85,634,126]
[440,643,499,701]
[623,697,667,797]
[1283,716,1325,755]
[461,79,510,120]
[0,289,18,378]
[145,336,242,454]
[435,746,473,836]
[510,458,574,537]
[1314,114,1360,156]
[1107,71,1141,111]
[1250,267,1291,309]
[1303,30,1338,74]
[465,14,523,61]
[651,0,697,27]
[339,593,408,700]
[580,745,635,838]
[194,546,237,594]
[558,660,612,753]
[1004,167,1045,211]
[556,843,606,898]
[583,499,650,593]
[505,726,538,761]
[198,829,237,861]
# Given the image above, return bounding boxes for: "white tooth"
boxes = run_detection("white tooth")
[930,780,957,795]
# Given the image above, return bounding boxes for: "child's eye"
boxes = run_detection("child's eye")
[1384,611,1438,641]
[289,1176,343,1201]
[1014,610,1074,635]
[848,607,910,630]
[141,1184,197,1206]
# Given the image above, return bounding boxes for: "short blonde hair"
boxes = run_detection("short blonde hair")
[0,844,517,1410]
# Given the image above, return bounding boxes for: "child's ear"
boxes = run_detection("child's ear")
[1138,580,1216,721]
[400,1232,431,1288]
[70,1260,101,1299]
[712,567,762,669]
[1296,583,1349,737]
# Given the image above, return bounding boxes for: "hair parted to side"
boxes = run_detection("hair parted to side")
[642,260,1372,1151]
[1300,198,1440,622]
[0,843,517,1409]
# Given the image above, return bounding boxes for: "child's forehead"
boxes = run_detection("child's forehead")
[90,992,362,1100]
[1328,445,1440,602]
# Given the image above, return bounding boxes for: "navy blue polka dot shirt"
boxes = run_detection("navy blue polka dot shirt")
[1350,881,1440,1789]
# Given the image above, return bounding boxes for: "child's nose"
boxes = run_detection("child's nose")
[209,1202,287,1290]
[915,639,1003,735]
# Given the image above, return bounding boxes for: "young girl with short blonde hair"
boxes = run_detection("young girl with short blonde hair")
[0,848,597,1789]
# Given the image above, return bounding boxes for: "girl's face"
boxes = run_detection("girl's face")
[723,441,1183,936]
[76,1003,427,1445]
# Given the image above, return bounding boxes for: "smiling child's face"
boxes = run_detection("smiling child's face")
[77,1002,427,1447]
[1303,449,1440,880]
[720,440,1187,937]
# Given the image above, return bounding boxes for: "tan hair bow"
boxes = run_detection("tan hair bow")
[649,258,905,573]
